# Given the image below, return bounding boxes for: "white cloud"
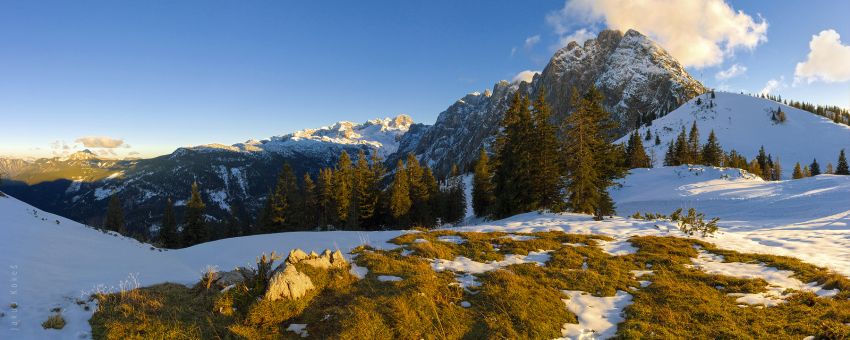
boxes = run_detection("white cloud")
[794,29,850,84]
[558,28,595,47]
[510,46,517,57]
[524,35,541,50]
[512,70,540,84]
[760,76,785,95]
[715,63,747,80]
[547,0,768,68]
[75,136,125,148]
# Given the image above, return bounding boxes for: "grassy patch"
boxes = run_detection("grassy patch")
[89,231,850,340]
[42,313,66,330]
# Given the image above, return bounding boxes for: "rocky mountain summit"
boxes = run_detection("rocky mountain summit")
[395,29,705,175]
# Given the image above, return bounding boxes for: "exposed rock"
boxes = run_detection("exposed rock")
[286,248,348,269]
[214,268,247,289]
[265,265,315,301]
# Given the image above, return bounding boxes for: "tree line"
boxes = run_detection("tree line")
[472,87,627,221]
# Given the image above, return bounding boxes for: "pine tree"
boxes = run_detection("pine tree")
[644,129,652,141]
[803,165,811,178]
[404,153,433,226]
[261,163,301,232]
[353,150,380,228]
[493,93,537,218]
[422,166,439,227]
[443,164,467,225]
[389,160,411,225]
[159,198,178,248]
[104,193,126,234]
[772,158,782,180]
[563,86,626,219]
[837,149,849,175]
[334,151,354,226]
[625,132,651,168]
[687,121,701,164]
[226,204,242,238]
[655,134,661,146]
[472,148,495,218]
[810,159,821,176]
[182,182,207,246]
[316,168,336,229]
[827,163,834,174]
[792,163,804,179]
[701,130,723,167]
[302,173,318,229]
[530,90,565,211]
[749,160,763,179]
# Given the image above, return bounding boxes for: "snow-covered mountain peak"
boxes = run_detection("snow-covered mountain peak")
[65,149,100,161]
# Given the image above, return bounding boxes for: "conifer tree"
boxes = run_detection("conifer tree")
[803,165,811,178]
[772,158,782,180]
[316,168,336,229]
[493,93,538,217]
[159,198,178,248]
[645,129,652,141]
[687,121,701,164]
[389,160,411,225]
[353,150,379,228]
[530,91,565,211]
[563,86,626,219]
[405,153,433,225]
[625,132,651,168]
[104,193,126,234]
[472,148,495,218]
[655,134,661,146]
[810,159,821,176]
[749,160,763,179]
[827,163,834,174]
[226,205,242,238]
[182,182,207,246]
[673,126,689,165]
[262,163,301,232]
[333,151,354,226]
[701,130,723,167]
[302,173,318,229]
[421,166,439,227]
[792,162,804,179]
[443,164,467,225]
[837,149,849,175]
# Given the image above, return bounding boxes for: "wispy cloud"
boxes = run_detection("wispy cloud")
[524,35,541,50]
[760,76,786,95]
[512,70,540,84]
[715,64,747,81]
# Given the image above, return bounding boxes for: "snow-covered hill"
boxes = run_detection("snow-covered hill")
[618,92,850,177]
[3,164,849,338]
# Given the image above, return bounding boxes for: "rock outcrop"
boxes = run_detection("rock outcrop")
[264,248,348,301]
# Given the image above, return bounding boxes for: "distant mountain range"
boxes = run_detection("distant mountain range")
[2,29,711,235]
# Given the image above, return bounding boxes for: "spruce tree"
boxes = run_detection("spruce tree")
[563,86,626,219]
[625,132,651,168]
[159,198,178,248]
[182,182,207,246]
[655,134,661,146]
[792,163,804,179]
[645,129,652,141]
[421,166,439,227]
[316,168,336,229]
[104,193,126,234]
[353,150,379,228]
[472,148,495,218]
[803,165,811,178]
[302,173,318,229]
[262,163,301,232]
[772,158,782,180]
[810,159,821,176]
[701,130,723,167]
[673,126,688,165]
[687,121,701,164]
[530,90,565,211]
[226,205,242,238]
[493,93,537,218]
[443,164,467,225]
[334,151,354,226]
[827,163,834,174]
[837,149,849,175]
[389,160,412,225]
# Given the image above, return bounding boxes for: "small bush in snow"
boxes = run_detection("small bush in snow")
[673,208,719,237]
[41,313,65,330]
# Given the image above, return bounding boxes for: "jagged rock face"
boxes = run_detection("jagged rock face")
[397,29,705,176]
[264,248,349,301]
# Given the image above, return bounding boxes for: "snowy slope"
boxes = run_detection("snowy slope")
[0,194,403,339]
[618,92,850,178]
[3,164,850,338]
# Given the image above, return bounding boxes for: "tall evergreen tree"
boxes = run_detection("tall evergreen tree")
[302,173,318,229]
[687,121,701,164]
[443,164,467,225]
[562,86,626,219]
[756,146,769,179]
[701,130,723,167]
[625,132,651,168]
[472,148,495,218]
[389,160,412,225]
[836,149,849,175]
[104,193,126,234]
[792,162,804,179]
[182,182,207,246]
[826,163,835,174]
[261,163,301,232]
[493,93,537,218]
[334,151,354,226]
[530,91,566,211]
[226,204,242,238]
[316,168,336,229]
[655,134,661,146]
[810,159,821,176]
[353,150,378,228]
[159,198,178,248]
[644,129,652,141]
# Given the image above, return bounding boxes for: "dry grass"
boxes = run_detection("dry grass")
[42,313,66,330]
[90,231,850,340]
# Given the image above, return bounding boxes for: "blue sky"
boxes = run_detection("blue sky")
[1,1,848,159]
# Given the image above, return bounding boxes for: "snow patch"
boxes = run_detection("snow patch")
[560,290,633,340]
